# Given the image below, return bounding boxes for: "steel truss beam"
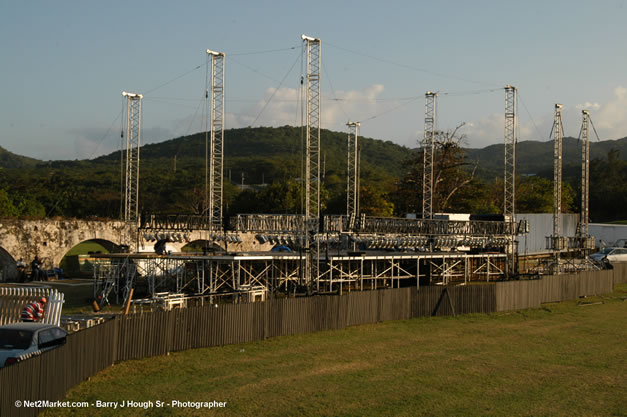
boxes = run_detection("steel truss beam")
[140,213,213,231]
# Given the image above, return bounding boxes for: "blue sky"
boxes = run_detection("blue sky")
[1,0,626,160]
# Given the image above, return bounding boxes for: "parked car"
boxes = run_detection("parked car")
[589,247,627,264]
[0,323,68,368]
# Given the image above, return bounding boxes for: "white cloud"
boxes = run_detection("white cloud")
[225,84,388,131]
[593,86,627,137]
[455,113,538,148]
[576,102,601,110]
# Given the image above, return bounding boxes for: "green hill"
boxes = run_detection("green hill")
[0,146,40,169]
[2,127,627,221]
[467,136,627,180]
[97,126,412,183]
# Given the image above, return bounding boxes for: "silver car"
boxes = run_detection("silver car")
[589,247,627,264]
[0,323,68,368]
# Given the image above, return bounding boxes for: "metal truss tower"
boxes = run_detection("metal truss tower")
[422,92,437,220]
[205,49,225,230]
[346,122,360,219]
[302,34,321,290]
[550,103,565,264]
[122,91,143,224]
[302,35,321,221]
[504,86,517,277]
[504,86,517,219]
[579,110,590,239]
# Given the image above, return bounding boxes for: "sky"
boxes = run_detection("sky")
[1,0,627,160]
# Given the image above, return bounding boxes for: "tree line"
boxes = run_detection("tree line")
[0,127,625,222]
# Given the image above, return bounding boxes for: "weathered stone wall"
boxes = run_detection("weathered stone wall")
[0,218,134,280]
[0,218,272,280]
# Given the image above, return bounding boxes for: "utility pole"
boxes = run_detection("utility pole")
[422,91,437,220]
[346,121,360,220]
[504,85,517,277]
[121,91,142,225]
[302,34,321,291]
[205,49,225,231]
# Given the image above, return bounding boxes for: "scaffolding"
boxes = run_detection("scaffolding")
[93,251,508,303]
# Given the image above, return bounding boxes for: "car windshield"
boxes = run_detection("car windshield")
[0,329,34,350]
[599,248,614,255]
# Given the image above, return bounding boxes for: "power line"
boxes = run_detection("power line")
[229,45,299,56]
[518,92,545,141]
[250,52,302,127]
[229,56,283,84]
[143,64,204,96]
[357,96,422,124]
[45,108,124,218]
[325,41,501,88]
[322,59,350,122]
[439,88,502,97]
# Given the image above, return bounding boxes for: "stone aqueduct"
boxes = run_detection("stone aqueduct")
[0,218,263,281]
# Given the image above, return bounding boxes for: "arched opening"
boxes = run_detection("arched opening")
[181,240,225,254]
[60,239,122,278]
[0,246,17,282]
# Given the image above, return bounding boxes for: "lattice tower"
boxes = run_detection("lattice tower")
[302,35,321,221]
[580,110,590,238]
[504,86,517,219]
[302,34,321,289]
[206,50,225,231]
[553,104,564,253]
[346,122,360,219]
[122,91,142,224]
[422,92,437,219]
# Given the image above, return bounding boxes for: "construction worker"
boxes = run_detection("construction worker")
[30,256,44,281]
[21,297,47,322]
[16,259,26,283]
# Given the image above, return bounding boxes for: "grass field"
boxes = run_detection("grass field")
[44,285,627,417]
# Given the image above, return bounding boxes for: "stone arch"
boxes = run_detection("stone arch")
[59,239,123,278]
[0,246,17,282]
[180,240,225,254]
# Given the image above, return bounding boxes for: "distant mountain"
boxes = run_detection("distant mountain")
[2,127,627,221]
[5,128,627,180]
[0,146,40,169]
[97,126,414,183]
[466,136,627,180]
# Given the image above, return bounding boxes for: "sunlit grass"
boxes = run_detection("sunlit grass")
[44,285,627,417]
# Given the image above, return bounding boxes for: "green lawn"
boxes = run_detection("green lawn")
[44,285,627,417]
